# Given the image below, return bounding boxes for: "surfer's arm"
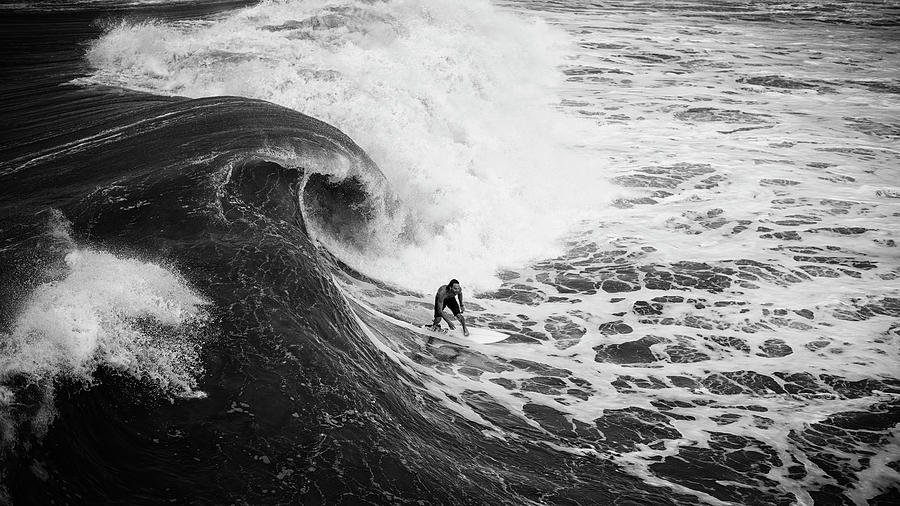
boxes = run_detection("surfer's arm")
[457,293,465,313]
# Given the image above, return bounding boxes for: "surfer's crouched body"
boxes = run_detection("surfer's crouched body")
[430,279,470,337]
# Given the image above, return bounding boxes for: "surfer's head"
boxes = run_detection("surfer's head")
[448,279,461,294]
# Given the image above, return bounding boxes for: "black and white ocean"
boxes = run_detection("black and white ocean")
[1,0,899,504]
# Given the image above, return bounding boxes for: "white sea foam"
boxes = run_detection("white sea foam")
[80,0,606,292]
[0,215,209,406]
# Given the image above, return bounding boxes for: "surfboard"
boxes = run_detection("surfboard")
[419,324,509,345]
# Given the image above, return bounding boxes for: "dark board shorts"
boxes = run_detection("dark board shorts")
[436,297,461,318]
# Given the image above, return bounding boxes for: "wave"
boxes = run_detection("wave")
[0,82,685,503]
[0,93,398,487]
[5,86,621,503]
[77,0,607,292]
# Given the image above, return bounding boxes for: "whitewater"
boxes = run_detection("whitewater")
[1,0,898,504]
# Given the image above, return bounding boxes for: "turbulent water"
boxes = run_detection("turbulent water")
[1,0,899,504]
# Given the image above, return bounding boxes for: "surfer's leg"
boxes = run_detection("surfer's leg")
[430,308,443,331]
[441,299,458,329]
[441,310,456,329]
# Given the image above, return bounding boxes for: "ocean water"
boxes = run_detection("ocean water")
[1,0,898,504]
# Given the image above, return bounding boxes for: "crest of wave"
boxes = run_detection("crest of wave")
[83,0,605,291]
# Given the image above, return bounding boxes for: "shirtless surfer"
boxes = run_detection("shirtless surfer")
[429,279,470,336]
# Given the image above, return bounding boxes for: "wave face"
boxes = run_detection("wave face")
[2,0,900,505]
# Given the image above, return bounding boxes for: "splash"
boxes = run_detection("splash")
[0,213,209,446]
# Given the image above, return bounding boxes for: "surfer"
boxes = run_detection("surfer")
[429,279,470,336]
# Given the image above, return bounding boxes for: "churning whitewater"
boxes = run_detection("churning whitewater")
[1,0,898,505]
